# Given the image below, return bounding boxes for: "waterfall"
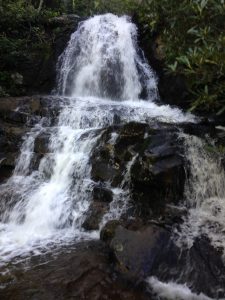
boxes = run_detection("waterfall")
[56,13,158,100]
[176,134,225,253]
[0,14,194,265]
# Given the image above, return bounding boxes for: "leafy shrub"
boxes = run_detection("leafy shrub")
[137,0,225,115]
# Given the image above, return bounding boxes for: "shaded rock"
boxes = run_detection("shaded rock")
[114,122,148,156]
[0,95,64,181]
[101,221,225,298]
[82,202,109,231]
[93,185,113,203]
[0,164,14,183]
[0,97,41,122]
[91,159,121,185]
[101,223,170,281]
[100,220,123,243]
[152,236,225,299]
[129,128,185,219]
[34,132,51,154]
[0,241,149,300]
[91,122,185,220]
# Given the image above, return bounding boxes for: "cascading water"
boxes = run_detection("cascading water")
[176,134,225,252]
[56,14,157,100]
[0,14,195,272]
[1,12,225,300]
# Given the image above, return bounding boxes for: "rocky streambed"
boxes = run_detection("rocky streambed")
[0,96,225,299]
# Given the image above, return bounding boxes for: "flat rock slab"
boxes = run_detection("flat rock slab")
[0,241,150,300]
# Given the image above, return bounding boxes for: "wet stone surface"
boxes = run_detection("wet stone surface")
[0,96,67,183]
[0,241,150,300]
[100,221,225,299]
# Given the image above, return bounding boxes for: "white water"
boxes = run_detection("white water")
[57,13,157,100]
[147,277,214,300]
[0,14,194,266]
[175,134,225,254]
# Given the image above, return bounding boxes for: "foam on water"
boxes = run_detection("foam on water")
[147,277,215,300]
[57,13,158,100]
[175,134,225,254]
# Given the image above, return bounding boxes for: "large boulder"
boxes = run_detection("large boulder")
[82,184,113,230]
[91,122,185,221]
[100,221,225,299]
[102,223,170,281]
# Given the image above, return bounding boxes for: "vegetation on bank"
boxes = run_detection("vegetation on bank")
[0,0,224,117]
[0,0,62,96]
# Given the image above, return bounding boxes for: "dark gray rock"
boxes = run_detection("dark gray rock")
[93,185,113,203]
[0,96,61,182]
[0,241,149,300]
[82,201,109,231]
[106,224,170,281]
[100,221,225,298]
[91,122,185,220]
[34,131,51,155]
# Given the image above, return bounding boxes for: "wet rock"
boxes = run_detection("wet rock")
[0,97,41,122]
[82,202,109,230]
[101,222,170,281]
[100,220,122,243]
[162,204,188,224]
[91,122,185,220]
[91,126,124,186]
[101,221,225,298]
[0,241,149,300]
[93,185,113,203]
[128,127,185,219]
[114,122,148,157]
[0,122,26,182]
[91,122,149,187]
[34,132,51,154]
[130,154,185,219]
[0,96,60,182]
[152,236,225,299]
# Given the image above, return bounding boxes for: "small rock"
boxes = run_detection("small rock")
[93,185,113,203]
[82,202,109,231]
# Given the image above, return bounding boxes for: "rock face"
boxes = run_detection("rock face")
[0,96,64,182]
[90,121,185,221]
[100,222,225,299]
[82,185,113,230]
